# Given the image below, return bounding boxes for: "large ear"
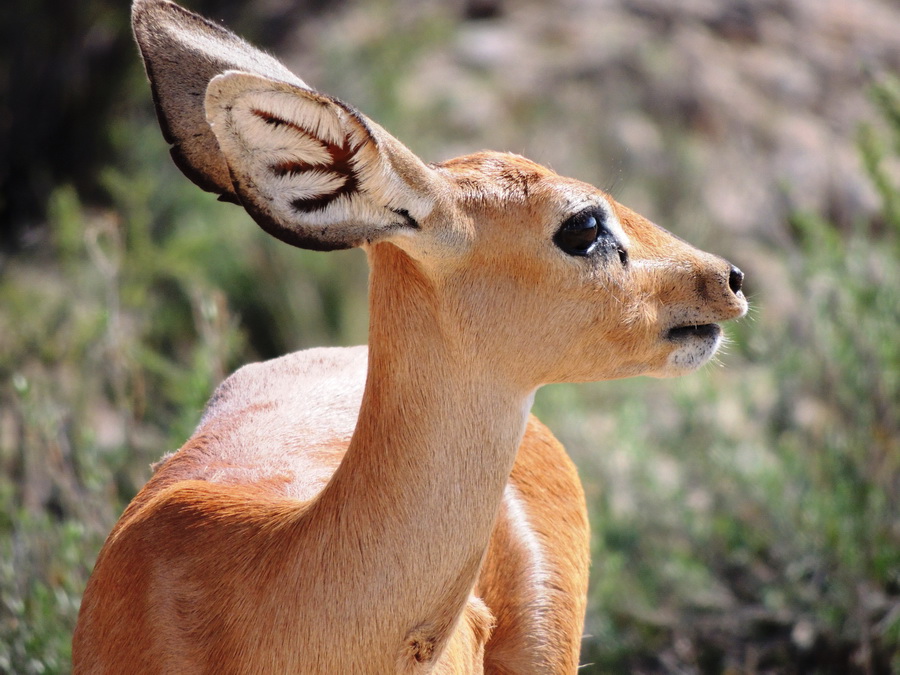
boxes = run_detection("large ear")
[132,0,305,200]
[132,0,440,251]
[204,72,438,251]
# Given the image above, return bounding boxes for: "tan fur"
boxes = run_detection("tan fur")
[73,2,747,672]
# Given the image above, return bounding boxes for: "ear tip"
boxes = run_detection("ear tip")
[132,0,183,47]
[131,0,176,27]
[132,0,191,18]
[131,0,160,10]
[132,0,222,43]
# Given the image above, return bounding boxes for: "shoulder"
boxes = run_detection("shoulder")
[201,345,368,424]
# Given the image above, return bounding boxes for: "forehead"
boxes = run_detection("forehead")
[433,151,598,216]
[429,152,633,262]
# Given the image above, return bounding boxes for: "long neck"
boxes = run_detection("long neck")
[308,243,533,647]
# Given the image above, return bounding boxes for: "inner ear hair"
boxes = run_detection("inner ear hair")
[204,72,437,251]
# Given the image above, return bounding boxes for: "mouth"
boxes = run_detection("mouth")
[665,323,721,342]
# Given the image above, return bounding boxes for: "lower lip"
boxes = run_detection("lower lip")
[666,324,721,341]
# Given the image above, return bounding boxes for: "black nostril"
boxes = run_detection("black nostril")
[728,266,744,295]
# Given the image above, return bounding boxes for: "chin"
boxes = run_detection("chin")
[651,325,724,378]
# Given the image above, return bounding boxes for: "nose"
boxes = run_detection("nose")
[728,265,744,295]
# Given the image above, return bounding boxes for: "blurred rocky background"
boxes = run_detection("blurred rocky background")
[1,0,898,672]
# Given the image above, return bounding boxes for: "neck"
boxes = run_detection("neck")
[310,243,534,645]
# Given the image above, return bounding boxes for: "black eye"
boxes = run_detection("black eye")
[554,210,602,257]
[554,208,629,265]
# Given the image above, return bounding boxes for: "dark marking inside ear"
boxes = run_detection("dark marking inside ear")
[247,108,364,214]
[251,108,306,134]
[390,208,420,230]
[252,108,295,130]
[288,139,360,213]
